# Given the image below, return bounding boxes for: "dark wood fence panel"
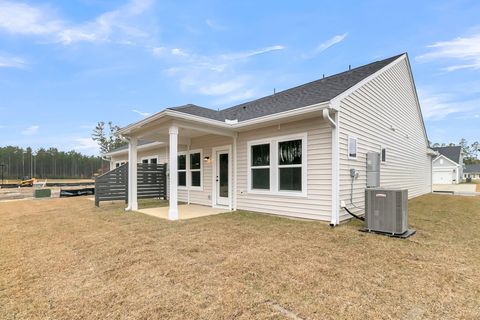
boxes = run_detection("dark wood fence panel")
[95,163,167,206]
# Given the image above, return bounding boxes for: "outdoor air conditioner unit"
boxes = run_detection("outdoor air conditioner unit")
[365,188,409,235]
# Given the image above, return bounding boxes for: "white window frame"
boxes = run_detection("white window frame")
[248,140,272,193]
[140,155,159,164]
[177,149,203,191]
[115,161,126,168]
[348,135,358,160]
[247,133,307,197]
[188,149,203,191]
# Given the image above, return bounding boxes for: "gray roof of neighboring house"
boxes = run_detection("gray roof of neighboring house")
[432,146,462,164]
[464,164,480,173]
[107,140,154,154]
[169,53,404,122]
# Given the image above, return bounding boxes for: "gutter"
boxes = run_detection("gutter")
[119,102,330,136]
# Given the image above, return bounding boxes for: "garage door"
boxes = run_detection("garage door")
[433,171,453,184]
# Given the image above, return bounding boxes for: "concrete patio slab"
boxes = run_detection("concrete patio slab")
[433,184,476,193]
[138,204,230,220]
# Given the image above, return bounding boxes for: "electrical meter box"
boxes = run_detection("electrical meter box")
[366,152,380,188]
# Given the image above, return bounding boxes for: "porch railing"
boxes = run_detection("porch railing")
[95,163,167,206]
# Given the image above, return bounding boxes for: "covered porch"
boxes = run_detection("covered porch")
[121,114,238,220]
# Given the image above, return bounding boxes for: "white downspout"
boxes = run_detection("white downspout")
[322,108,340,226]
[232,133,238,211]
[125,136,138,211]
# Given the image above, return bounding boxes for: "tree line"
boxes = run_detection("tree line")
[430,138,480,164]
[0,146,104,179]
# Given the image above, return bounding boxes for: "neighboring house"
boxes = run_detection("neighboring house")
[431,146,464,184]
[464,164,480,180]
[108,53,434,224]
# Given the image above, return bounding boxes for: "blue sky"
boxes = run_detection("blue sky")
[0,0,479,155]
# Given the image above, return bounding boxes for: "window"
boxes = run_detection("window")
[190,152,201,187]
[178,154,186,187]
[348,136,357,159]
[140,156,158,164]
[251,143,270,190]
[278,139,302,191]
[115,161,126,168]
[248,134,307,196]
[177,150,202,189]
[381,147,386,163]
[439,158,444,165]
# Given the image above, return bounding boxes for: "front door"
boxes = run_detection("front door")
[215,150,230,206]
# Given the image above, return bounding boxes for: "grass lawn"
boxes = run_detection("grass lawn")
[1,194,479,319]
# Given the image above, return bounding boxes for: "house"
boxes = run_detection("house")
[464,164,480,180]
[431,146,464,184]
[107,53,434,224]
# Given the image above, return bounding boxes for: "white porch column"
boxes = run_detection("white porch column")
[127,137,138,211]
[168,126,179,220]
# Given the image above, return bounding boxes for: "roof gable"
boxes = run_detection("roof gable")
[432,146,462,164]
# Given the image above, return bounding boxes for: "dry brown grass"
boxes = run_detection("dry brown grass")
[1,194,479,319]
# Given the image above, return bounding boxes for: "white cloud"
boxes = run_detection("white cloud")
[154,44,286,104]
[197,77,250,96]
[302,33,348,59]
[21,125,39,135]
[0,54,27,68]
[72,138,99,155]
[416,30,480,72]
[132,109,151,117]
[418,89,477,120]
[0,1,63,35]
[171,48,188,57]
[220,45,286,60]
[0,0,154,45]
[205,19,225,31]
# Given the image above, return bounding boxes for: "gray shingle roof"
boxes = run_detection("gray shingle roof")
[432,146,462,164]
[464,164,480,173]
[169,53,404,122]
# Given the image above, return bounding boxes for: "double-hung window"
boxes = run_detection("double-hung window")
[278,139,302,191]
[251,144,270,190]
[177,150,202,189]
[190,152,201,187]
[248,134,306,196]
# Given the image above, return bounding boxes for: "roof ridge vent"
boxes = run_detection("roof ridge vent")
[225,119,238,125]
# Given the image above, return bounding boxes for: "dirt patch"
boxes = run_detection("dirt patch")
[1,195,479,319]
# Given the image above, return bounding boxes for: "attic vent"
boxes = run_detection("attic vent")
[225,119,238,124]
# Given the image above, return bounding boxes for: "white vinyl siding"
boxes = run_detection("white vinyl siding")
[177,135,233,206]
[237,117,332,221]
[338,58,432,221]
